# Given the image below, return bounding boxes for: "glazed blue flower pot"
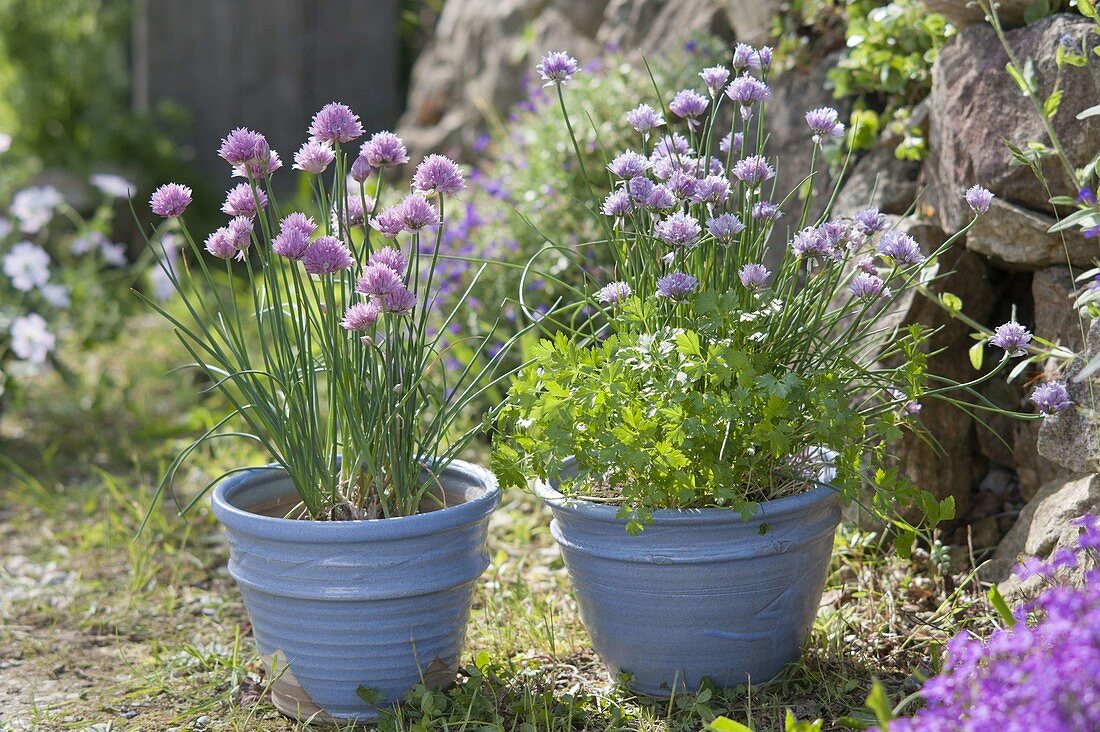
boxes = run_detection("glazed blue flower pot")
[211,460,500,723]
[535,465,840,696]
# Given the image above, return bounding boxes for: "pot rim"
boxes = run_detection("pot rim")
[532,459,839,525]
[211,458,500,542]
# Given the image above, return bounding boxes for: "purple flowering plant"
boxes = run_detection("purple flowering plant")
[493,47,1038,535]
[141,107,523,521]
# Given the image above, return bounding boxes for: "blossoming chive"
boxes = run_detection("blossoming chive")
[293,140,335,174]
[608,151,650,179]
[805,107,845,141]
[707,213,745,245]
[399,194,439,232]
[732,155,775,187]
[965,184,994,214]
[1030,381,1073,416]
[370,205,407,238]
[368,247,407,275]
[309,102,364,145]
[150,183,192,218]
[990,321,1032,357]
[341,301,382,332]
[537,51,580,86]
[625,104,665,134]
[381,285,417,314]
[302,236,354,275]
[360,131,410,169]
[731,43,761,71]
[205,227,237,260]
[849,272,886,300]
[222,182,268,218]
[655,212,702,248]
[668,89,709,126]
[699,66,730,95]
[218,127,270,167]
[602,189,633,217]
[357,263,404,298]
[875,231,925,266]
[413,155,466,197]
[597,281,632,305]
[738,263,770,290]
[656,272,698,300]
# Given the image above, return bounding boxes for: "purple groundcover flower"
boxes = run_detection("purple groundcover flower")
[1086,225,1100,239]
[360,131,410,169]
[692,175,731,205]
[218,127,269,167]
[732,43,761,71]
[302,236,354,275]
[368,246,407,275]
[1079,187,1098,206]
[1031,381,1073,415]
[382,285,417,314]
[608,151,650,179]
[400,194,440,232]
[597,280,631,305]
[876,231,925,266]
[309,102,364,145]
[732,155,775,187]
[222,182,268,218]
[965,184,995,214]
[150,183,192,218]
[341,300,382,331]
[707,213,745,245]
[656,272,698,300]
[739,263,770,290]
[537,51,580,86]
[626,104,665,134]
[413,154,466,197]
[293,140,335,174]
[752,201,783,221]
[990,321,1032,357]
[699,65,730,94]
[602,189,633,217]
[853,206,887,235]
[849,272,887,300]
[805,107,845,140]
[357,262,404,297]
[669,89,709,123]
[655,211,702,248]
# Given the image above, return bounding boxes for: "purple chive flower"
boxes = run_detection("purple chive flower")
[627,176,656,203]
[227,216,253,252]
[150,183,192,218]
[204,228,237,260]
[218,127,270,168]
[857,257,879,274]
[719,131,744,156]
[381,285,417,314]
[341,300,382,331]
[724,74,771,111]
[667,171,698,199]
[413,154,465,196]
[356,262,404,297]
[602,189,633,217]
[596,280,632,305]
[399,194,440,233]
[1079,187,1098,205]
[732,43,761,71]
[668,89,709,125]
[537,51,580,86]
[805,107,845,141]
[853,206,887,235]
[699,65,730,94]
[370,204,407,238]
[656,272,698,300]
[626,104,665,134]
[332,193,373,231]
[791,227,839,260]
[349,155,372,183]
[691,175,732,205]
[272,226,312,260]
[1030,381,1073,415]
[849,272,886,300]
[819,220,850,250]
[965,184,995,214]
[645,185,677,211]
[293,140,335,174]
[739,263,770,290]
[990,321,1032,357]
[759,46,773,69]
[752,201,783,221]
[360,131,410,169]
[302,236,354,275]
[368,247,407,274]
[222,182,268,218]
[233,150,282,179]
[655,211,702,248]
[308,102,363,144]
[707,213,745,245]
[281,212,317,237]
[608,151,651,179]
[875,231,925,266]
[651,133,693,160]
[732,155,775,187]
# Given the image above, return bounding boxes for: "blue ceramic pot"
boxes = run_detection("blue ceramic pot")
[211,460,500,723]
[535,464,840,697]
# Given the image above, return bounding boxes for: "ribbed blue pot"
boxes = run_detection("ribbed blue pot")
[211,460,500,723]
[535,468,840,697]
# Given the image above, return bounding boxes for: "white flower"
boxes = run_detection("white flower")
[90,173,135,199]
[39,282,70,308]
[0,217,12,240]
[10,186,63,233]
[3,241,51,291]
[99,241,128,267]
[71,230,108,255]
[10,313,56,364]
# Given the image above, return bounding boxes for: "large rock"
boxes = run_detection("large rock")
[963,198,1095,269]
[1037,317,1100,475]
[598,0,732,54]
[719,0,782,46]
[925,15,1100,237]
[1033,266,1087,353]
[984,473,1100,595]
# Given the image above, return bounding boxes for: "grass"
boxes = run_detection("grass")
[0,315,1003,731]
